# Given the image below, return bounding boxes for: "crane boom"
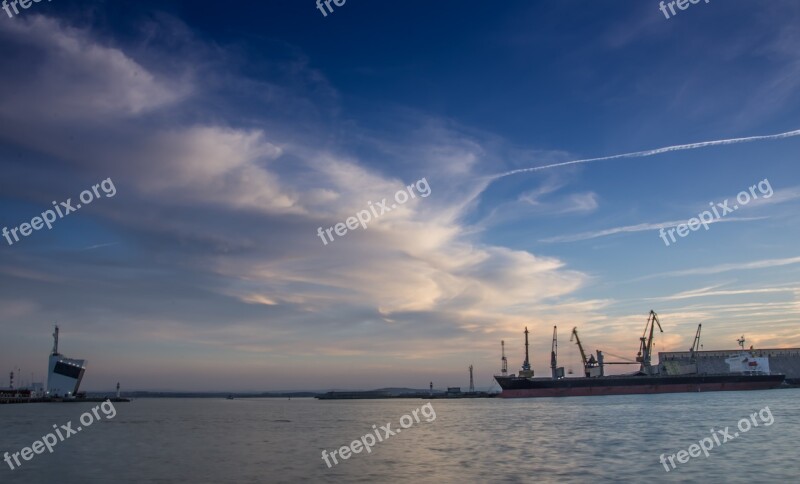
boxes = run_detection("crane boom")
[637,310,663,374]
[570,327,602,377]
[689,323,702,363]
[570,327,588,368]
[690,324,702,353]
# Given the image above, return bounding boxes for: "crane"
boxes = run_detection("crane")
[550,326,558,379]
[571,327,588,371]
[550,326,565,379]
[636,310,663,375]
[689,324,702,362]
[571,327,602,377]
[519,327,533,377]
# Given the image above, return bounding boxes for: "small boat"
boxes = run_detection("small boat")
[226,394,234,400]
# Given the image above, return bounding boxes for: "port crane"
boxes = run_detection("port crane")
[689,324,702,362]
[519,327,533,377]
[570,327,601,377]
[636,310,663,375]
[550,326,564,379]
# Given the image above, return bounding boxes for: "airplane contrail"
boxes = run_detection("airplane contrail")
[490,128,800,180]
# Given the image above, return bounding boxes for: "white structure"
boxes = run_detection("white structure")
[725,352,770,374]
[46,326,86,398]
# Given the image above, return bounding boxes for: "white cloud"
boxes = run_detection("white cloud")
[540,216,766,243]
[0,15,190,121]
[642,256,800,279]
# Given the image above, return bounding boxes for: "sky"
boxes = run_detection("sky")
[0,0,798,392]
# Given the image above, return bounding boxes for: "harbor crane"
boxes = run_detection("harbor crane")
[571,327,588,372]
[550,326,565,379]
[636,310,663,375]
[689,324,702,362]
[519,327,533,377]
[570,327,601,377]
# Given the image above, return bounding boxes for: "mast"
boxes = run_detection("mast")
[52,325,60,356]
[501,340,508,376]
[550,326,558,379]
[520,327,533,377]
[522,327,531,371]
[469,365,475,393]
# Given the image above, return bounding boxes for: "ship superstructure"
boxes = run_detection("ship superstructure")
[47,325,87,398]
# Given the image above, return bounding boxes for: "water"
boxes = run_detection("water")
[1,389,798,483]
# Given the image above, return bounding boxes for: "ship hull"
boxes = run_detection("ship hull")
[495,374,785,398]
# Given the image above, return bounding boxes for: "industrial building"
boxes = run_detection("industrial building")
[659,348,800,384]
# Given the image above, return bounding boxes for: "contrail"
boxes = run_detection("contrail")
[491,128,800,180]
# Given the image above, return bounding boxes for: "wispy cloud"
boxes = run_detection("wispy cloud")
[0,13,602,390]
[540,216,766,243]
[490,128,800,179]
[641,256,800,279]
[648,285,799,302]
[80,243,119,251]
[519,190,598,214]
[2,5,799,391]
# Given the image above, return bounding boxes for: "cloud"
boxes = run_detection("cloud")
[1,8,797,391]
[648,285,799,302]
[128,126,301,215]
[0,13,598,390]
[539,181,800,244]
[0,15,190,123]
[489,127,800,179]
[642,256,800,279]
[540,216,766,243]
[519,188,599,215]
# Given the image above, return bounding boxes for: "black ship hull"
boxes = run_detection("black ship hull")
[494,373,785,398]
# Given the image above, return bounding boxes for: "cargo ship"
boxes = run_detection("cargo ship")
[494,311,785,398]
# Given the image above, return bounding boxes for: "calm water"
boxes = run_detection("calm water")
[1,389,798,483]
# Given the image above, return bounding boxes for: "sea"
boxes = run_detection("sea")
[1,388,798,483]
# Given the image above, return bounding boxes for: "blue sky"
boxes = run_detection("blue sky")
[1,0,798,391]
